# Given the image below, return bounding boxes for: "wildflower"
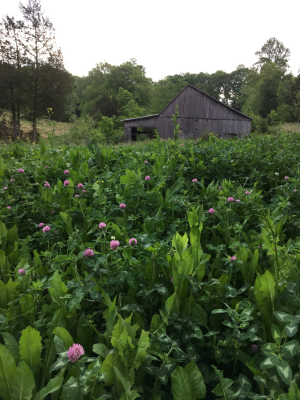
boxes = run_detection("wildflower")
[145,176,150,181]
[236,199,240,202]
[110,240,120,250]
[44,181,50,188]
[170,278,174,283]
[99,222,106,229]
[275,172,279,176]
[77,183,83,189]
[227,197,234,202]
[75,194,79,198]
[82,190,86,193]
[64,170,69,174]
[43,226,50,233]
[208,208,215,214]
[144,161,148,164]
[230,256,236,261]
[219,186,222,190]
[64,180,70,186]
[67,343,84,362]
[45,166,48,169]
[180,144,184,147]
[7,206,11,210]
[245,191,250,195]
[51,211,54,214]
[129,238,137,246]
[3,187,7,190]
[192,179,198,183]
[251,344,259,353]
[119,203,126,209]
[18,168,24,173]
[84,248,94,257]
[294,189,297,192]
[39,223,45,228]
[18,268,26,276]
[10,179,15,183]
[285,176,289,180]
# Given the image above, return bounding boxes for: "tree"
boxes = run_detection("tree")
[0,16,25,137]
[242,61,283,118]
[19,0,67,141]
[255,37,290,71]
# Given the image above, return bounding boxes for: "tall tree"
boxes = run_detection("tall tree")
[255,37,290,71]
[19,0,64,141]
[0,16,25,137]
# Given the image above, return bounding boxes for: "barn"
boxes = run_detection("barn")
[122,84,252,141]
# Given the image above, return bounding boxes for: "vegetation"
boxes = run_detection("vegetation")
[0,133,299,398]
[1,1,300,141]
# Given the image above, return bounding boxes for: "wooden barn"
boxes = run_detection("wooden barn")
[122,84,252,141]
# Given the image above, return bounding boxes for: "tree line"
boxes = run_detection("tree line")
[0,0,73,141]
[1,0,300,141]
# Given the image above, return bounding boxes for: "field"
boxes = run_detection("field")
[0,133,300,399]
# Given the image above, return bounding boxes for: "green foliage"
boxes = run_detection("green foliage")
[0,133,300,398]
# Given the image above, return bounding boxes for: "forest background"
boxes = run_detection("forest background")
[1,0,300,144]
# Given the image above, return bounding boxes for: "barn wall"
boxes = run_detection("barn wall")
[157,117,251,139]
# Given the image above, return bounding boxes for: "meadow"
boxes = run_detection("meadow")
[0,133,300,399]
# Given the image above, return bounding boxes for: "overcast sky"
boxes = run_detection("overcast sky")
[2,0,299,81]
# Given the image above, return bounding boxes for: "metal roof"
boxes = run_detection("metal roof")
[120,114,159,122]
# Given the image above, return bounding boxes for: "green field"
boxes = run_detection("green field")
[0,133,300,399]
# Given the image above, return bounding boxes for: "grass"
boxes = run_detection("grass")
[20,117,72,139]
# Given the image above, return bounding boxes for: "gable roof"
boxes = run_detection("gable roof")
[121,84,252,122]
[159,84,252,120]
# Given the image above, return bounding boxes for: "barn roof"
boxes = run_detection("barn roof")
[121,114,158,122]
[121,84,252,122]
[159,84,252,120]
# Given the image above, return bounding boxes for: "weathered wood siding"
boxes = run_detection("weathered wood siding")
[123,85,252,141]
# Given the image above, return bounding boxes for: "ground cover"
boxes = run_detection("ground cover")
[0,134,300,399]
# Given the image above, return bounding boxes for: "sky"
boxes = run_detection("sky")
[2,0,300,81]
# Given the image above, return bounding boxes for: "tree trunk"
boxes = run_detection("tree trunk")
[10,85,17,139]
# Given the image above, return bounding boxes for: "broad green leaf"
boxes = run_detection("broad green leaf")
[11,361,35,400]
[19,326,42,369]
[260,355,280,370]
[114,367,140,400]
[111,328,135,368]
[211,366,234,399]
[93,343,108,358]
[131,330,150,370]
[34,376,64,400]
[0,280,8,309]
[60,212,73,235]
[60,376,83,400]
[185,360,206,399]
[7,225,18,242]
[285,322,299,337]
[281,340,299,359]
[286,380,300,399]
[172,232,189,260]
[0,343,16,399]
[1,332,19,363]
[49,271,68,309]
[171,366,192,400]
[191,304,207,328]
[254,271,275,340]
[276,359,292,386]
[271,324,281,345]
[274,312,293,323]
[53,327,73,351]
